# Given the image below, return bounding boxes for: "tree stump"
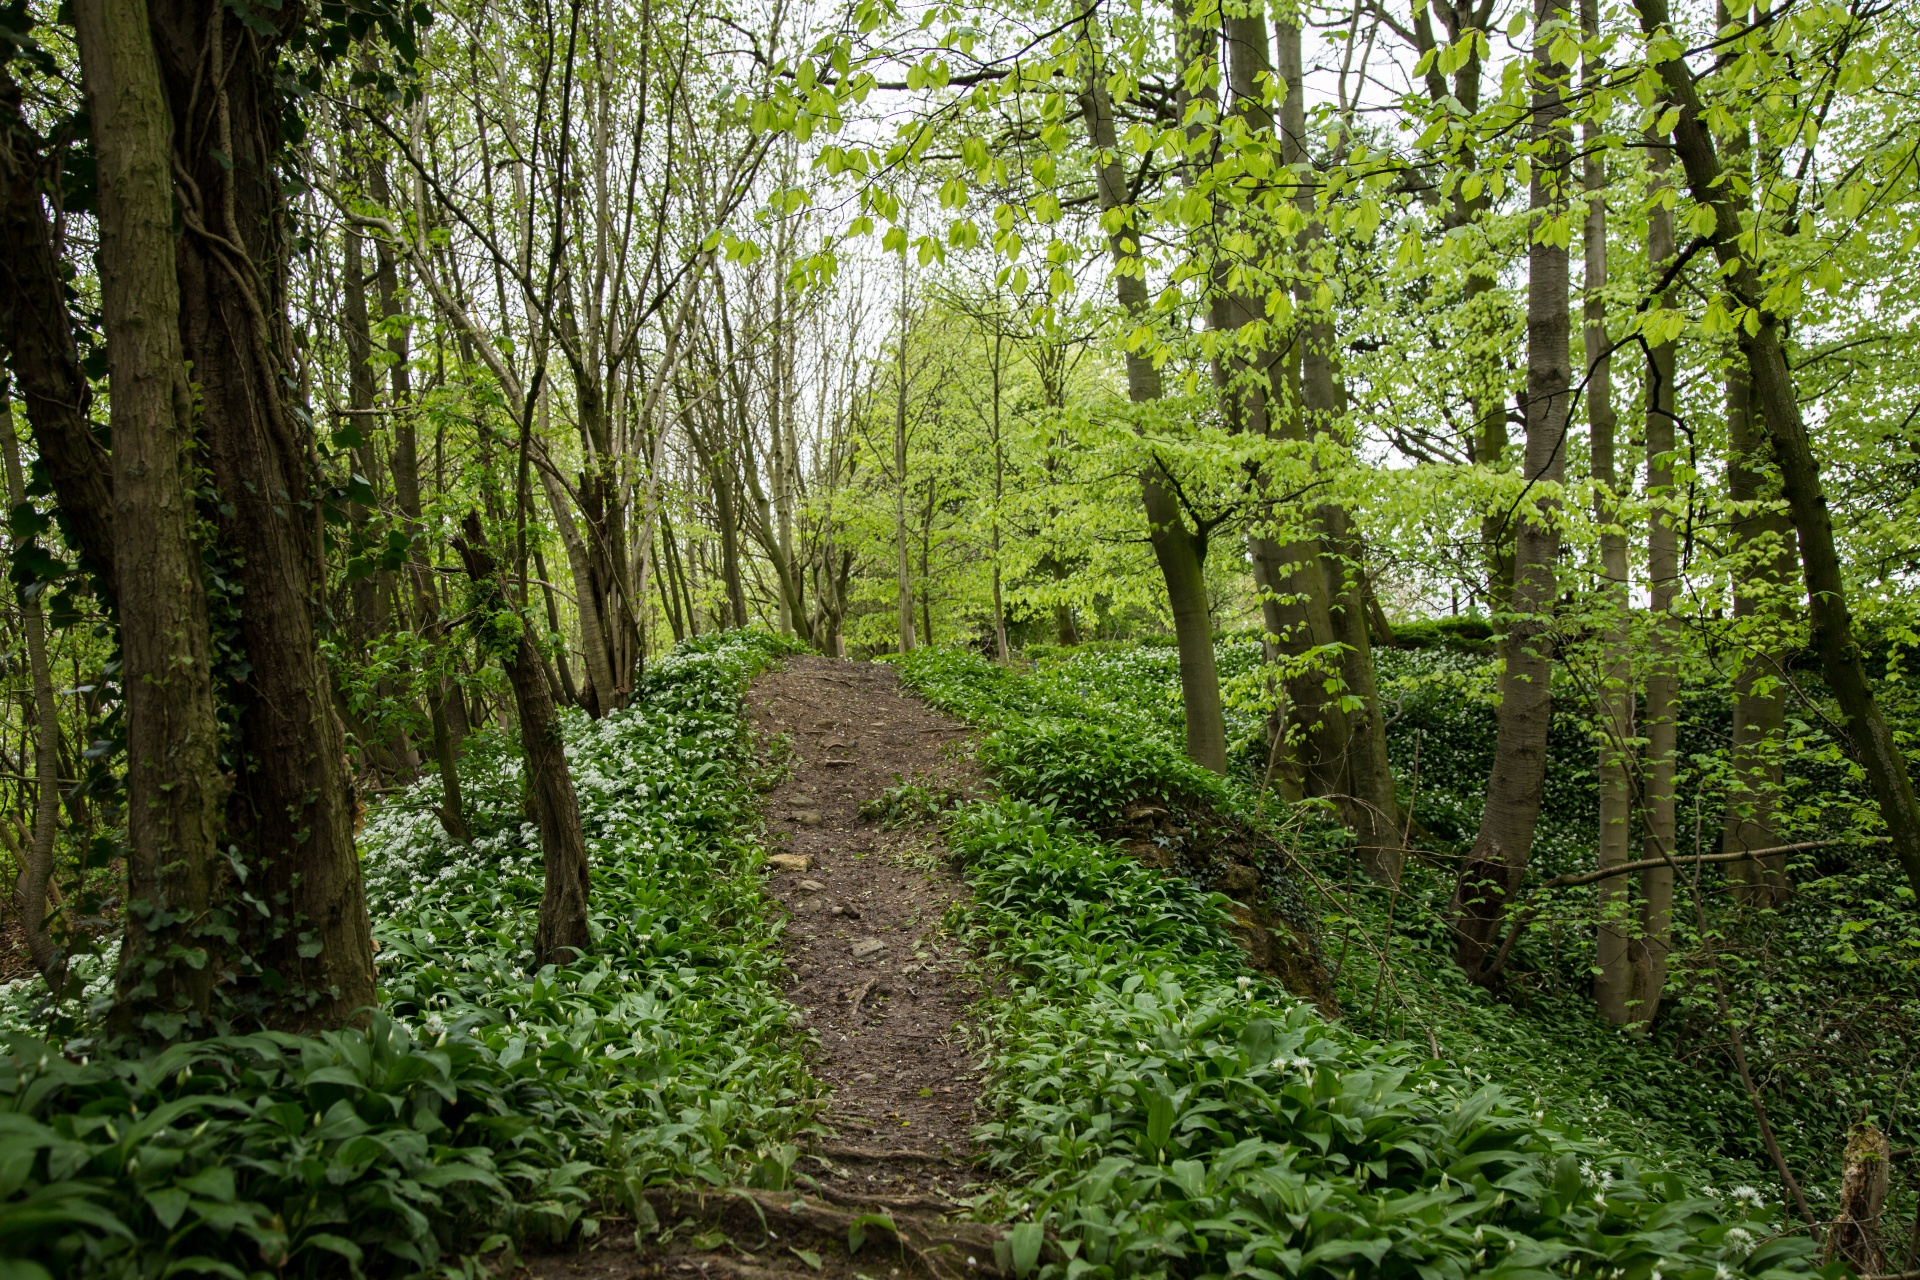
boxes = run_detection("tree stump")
[1824,1123,1892,1273]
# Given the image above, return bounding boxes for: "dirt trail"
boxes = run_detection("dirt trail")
[750,656,984,1199]
[527,656,998,1280]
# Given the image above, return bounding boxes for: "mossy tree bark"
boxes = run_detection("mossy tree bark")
[74,0,229,1034]
[145,0,376,1027]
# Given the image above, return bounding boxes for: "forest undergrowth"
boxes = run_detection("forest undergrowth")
[999,637,1920,1213]
[0,631,814,1279]
[899,643,1837,1280]
[0,632,1886,1279]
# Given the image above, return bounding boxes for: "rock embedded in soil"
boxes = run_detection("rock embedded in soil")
[768,853,812,872]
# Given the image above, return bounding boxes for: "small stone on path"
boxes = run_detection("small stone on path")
[768,853,811,872]
[850,937,889,958]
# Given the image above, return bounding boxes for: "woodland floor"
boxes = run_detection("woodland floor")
[523,656,1005,1280]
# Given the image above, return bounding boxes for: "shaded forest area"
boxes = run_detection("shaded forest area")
[1,0,1919,1274]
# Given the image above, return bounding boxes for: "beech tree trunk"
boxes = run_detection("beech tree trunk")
[455,512,591,969]
[74,0,229,1033]
[1631,139,1680,1023]
[1273,13,1401,850]
[147,0,376,1028]
[1716,95,1794,907]
[1082,27,1225,773]
[1584,0,1636,1024]
[1453,0,1570,978]
[1721,373,1794,904]
[1634,0,1920,905]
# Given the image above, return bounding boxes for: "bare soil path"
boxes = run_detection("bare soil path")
[751,655,984,1201]
[526,656,999,1280]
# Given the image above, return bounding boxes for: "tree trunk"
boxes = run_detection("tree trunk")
[1632,138,1680,1023]
[1716,88,1793,907]
[1,396,64,988]
[1633,0,1920,905]
[1269,14,1370,809]
[1452,0,1570,979]
[74,0,229,1034]
[1721,376,1795,904]
[1585,0,1635,1024]
[893,253,917,655]
[537,462,614,715]
[1267,7,1405,871]
[989,339,1011,664]
[455,512,591,968]
[715,457,748,628]
[0,73,117,601]
[1081,35,1226,773]
[147,0,376,1028]
[1322,509,1405,879]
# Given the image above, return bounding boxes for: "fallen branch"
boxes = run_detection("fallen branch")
[1534,838,1870,894]
[1478,839,1872,985]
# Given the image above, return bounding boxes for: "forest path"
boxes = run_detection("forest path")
[750,655,985,1200]
[525,656,1002,1280]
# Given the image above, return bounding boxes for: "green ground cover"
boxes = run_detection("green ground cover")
[0,630,813,1279]
[899,645,1827,1280]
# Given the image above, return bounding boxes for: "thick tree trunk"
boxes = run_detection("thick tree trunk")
[1,398,64,987]
[74,0,229,1033]
[1452,0,1570,978]
[1633,0,1920,904]
[1081,36,1226,774]
[1584,0,1635,1023]
[455,513,591,969]
[147,0,376,1028]
[1269,17,1342,790]
[0,75,116,600]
